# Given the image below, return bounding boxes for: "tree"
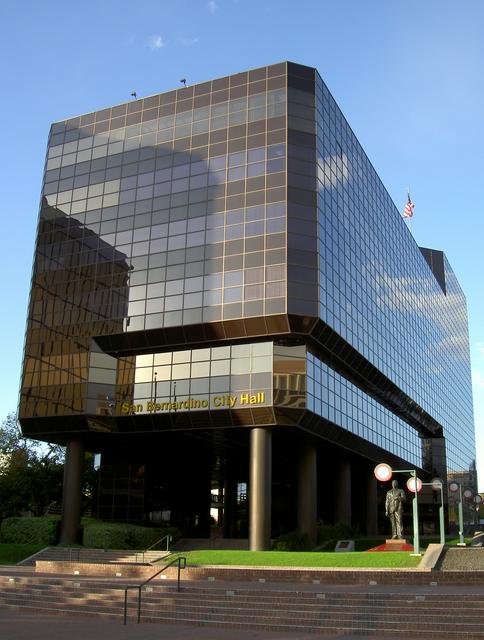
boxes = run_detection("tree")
[0,412,65,519]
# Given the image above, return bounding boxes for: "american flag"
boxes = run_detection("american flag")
[403,194,414,218]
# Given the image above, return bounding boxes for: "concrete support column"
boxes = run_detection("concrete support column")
[59,440,85,545]
[366,470,378,535]
[297,442,317,547]
[249,428,272,550]
[335,459,351,526]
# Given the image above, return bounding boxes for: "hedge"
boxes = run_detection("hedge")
[272,531,310,551]
[82,522,180,549]
[0,517,60,545]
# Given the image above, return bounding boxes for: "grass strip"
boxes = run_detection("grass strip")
[0,543,44,564]
[174,550,422,568]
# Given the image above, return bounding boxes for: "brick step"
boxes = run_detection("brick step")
[138,610,484,634]
[137,613,484,639]
[3,586,484,625]
[20,547,169,566]
[7,586,484,616]
[178,585,484,606]
[2,591,483,638]
[3,574,484,638]
[0,596,125,615]
[3,576,484,609]
[138,600,484,624]
[2,597,483,638]
[4,577,484,609]
[0,601,125,622]
[168,565,484,586]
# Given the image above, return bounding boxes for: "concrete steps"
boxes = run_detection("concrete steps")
[19,547,168,566]
[1,573,484,637]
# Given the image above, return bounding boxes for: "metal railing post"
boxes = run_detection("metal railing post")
[122,555,186,624]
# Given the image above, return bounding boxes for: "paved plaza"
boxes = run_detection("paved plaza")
[0,612,417,640]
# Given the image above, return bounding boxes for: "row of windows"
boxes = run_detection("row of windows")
[49,89,286,157]
[51,64,287,137]
[126,282,286,316]
[27,296,286,338]
[117,342,273,410]
[306,352,421,467]
[45,127,286,174]
[46,161,285,209]
[316,146,457,416]
[127,265,285,298]
[123,297,286,330]
[47,97,286,171]
[45,145,286,194]
[314,72,475,476]
[40,198,288,257]
[47,147,281,185]
[134,354,271,382]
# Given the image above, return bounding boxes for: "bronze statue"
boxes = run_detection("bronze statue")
[385,479,406,539]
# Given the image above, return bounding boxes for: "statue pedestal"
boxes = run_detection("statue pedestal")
[383,538,412,551]
[368,539,414,552]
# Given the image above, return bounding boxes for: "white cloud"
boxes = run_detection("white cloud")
[208,1,218,13]
[472,369,484,390]
[477,342,484,357]
[147,35,164,51]
[179,36,200,46]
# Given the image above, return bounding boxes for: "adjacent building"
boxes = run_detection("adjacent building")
[19,62,476,547]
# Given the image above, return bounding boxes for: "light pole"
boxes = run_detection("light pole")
[474,494,482,527]
[374,463,421,555]
[448,483,481,545]
[432,478,445,546]
[408,478,445,546]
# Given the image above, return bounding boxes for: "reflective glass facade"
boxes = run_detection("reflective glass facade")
[19,62,476,537]
[313,74,475,477]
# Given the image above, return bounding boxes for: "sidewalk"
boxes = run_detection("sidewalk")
[0,612,418,640]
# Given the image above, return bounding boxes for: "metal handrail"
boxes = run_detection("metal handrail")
[135,534,173,563]
[123,555,186,625]
[67,547,81,562]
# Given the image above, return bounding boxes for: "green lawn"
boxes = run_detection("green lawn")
[0,543,44,564]
[173,550,422,568]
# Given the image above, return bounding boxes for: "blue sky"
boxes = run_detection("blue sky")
[1,0,483,488]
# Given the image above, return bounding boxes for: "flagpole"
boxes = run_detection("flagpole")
[403,188,414,234]
[407,187,412,234]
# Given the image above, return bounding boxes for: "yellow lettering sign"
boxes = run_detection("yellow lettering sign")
[120,392,265,414]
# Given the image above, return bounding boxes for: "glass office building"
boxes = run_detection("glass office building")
[19,62,476,547]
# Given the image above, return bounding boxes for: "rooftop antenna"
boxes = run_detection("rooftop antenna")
[130,91,137,99]
[180,78,186,87]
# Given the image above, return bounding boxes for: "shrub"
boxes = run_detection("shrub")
[317,522,359,546]
[0,516,60,545]
[272,531,310,551]
[82,522,180,549]
[354,537,386,551]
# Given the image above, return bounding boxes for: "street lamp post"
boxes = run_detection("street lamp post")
[431,478,445,546]
[374,464,421,555]
[449,482,465,545]
[448,483,481,545]
[474,494,482,527]
[409,478,445,546]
